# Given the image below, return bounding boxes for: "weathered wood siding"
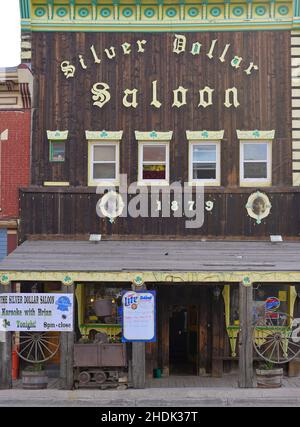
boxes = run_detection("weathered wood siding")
[20,188,300,238]
[31,31,291,186]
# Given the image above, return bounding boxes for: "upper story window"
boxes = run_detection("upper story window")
[50,141,66,162]
[135,131,173,186]
[86,131,123,186]
[91,143,118,182]
[237,130,275,187]
[186,131,224,186]
[47,130,69,163]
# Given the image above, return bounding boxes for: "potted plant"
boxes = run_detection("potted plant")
[256,361,283,388]
[22,364,48,390]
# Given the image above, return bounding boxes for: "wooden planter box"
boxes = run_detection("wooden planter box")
[22,371,48,390]
[256,368,283,388]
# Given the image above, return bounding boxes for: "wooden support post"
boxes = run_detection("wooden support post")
[132,342,146,388]
[0,284,12,389]
[131,283,146,389]
[211,287,224,377]
[60,284,75,390]
[238,283,254,388]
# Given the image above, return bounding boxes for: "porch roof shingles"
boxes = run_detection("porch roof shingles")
[0,240,299,272]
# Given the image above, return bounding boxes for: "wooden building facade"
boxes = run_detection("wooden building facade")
[2,0,300,389]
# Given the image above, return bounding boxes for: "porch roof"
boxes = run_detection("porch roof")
[1,239,300,271]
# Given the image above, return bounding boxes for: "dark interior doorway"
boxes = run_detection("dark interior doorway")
[169,305,198,375]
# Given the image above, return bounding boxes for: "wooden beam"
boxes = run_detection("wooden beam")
[60,284,74,390]
[131,283,146,389]
[211,287,224,377]
[132,342,146,388]
[0,284,12,389]
[238,283,254,388]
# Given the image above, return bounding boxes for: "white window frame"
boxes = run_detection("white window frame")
[188,141,221,186]
[240,140,272,187]
[88,141,120,186]
[138,141,170,186]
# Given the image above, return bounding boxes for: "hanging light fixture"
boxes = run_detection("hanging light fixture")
[213,286,221,299]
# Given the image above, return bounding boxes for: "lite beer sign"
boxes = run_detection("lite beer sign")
[122,291,156,342]
[60,35,259,110]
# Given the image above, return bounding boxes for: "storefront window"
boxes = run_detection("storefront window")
[84,285,126,324]
[229,284,290,325]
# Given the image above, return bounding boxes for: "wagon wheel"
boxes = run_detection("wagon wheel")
[16,332,60,364]
[253,312,300,364]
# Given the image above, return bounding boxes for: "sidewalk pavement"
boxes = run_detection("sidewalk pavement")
[0,386,300,406]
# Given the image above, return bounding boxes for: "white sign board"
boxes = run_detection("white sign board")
[122,291,156,342]
[0,294,74,332]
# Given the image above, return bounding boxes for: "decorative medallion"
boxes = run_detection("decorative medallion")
[188,7,199,17]
[35,7,46,18]
[56,7,68,18]
[135,131,173,141]
[47,130,69,141]
[122,8,134,18]
[236,130,275,140]
[78,7,90,18]
[246,191,272,225]
[100,8,111,18]
[62,275,73,286]
[210,7,221,17]
[277,5,289,15]
[144,8,155,18]
[186,130,224,140]
[232,6,244,17]
[0,274,10,286]
[96,191,125,224]
[132,275,145,288]
[166,8,177,18]
[85,131,123,141]
[255,6,267,16]
[242,276,252,287]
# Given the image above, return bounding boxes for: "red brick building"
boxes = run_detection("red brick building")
[0,65,32,259]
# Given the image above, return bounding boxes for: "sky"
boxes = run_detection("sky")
[0,0,21,67]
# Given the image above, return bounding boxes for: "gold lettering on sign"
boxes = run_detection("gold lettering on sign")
[219,44,230,63]
[79,55,87,70]
[91,83,111,108]
[90,45,101,64]
[172,86,188,108]
[198,86,214,108]
[173,35,186,54]
[244,62,259,75]
[151,80,162,109]
[207,39,218,59]
[123,89,138,108]
[224,87,240,108]
[122,42,131,55]
[137,40,147,53]
[231,56,243,69]
[105,47,116,59]
[60,61,76,79]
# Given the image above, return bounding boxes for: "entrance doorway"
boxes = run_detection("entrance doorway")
[169,305,198,375]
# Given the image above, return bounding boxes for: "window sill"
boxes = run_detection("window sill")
[88,181,120,187]
[188,181,220,187]
[137,181,170,187]
[240,181,272,187]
